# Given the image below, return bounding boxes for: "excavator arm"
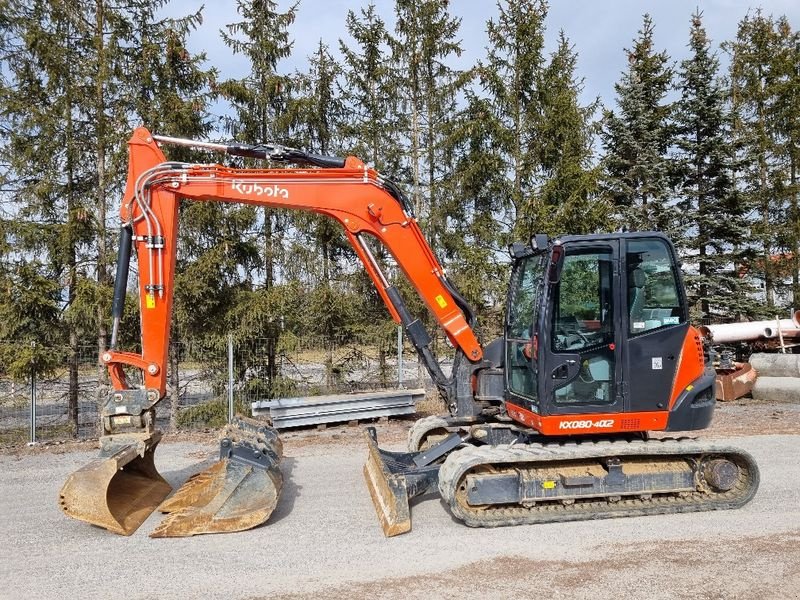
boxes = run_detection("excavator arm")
[60,127,484,537]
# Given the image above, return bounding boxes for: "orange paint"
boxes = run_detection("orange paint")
[668,327,706,410]
[506,402,669,436]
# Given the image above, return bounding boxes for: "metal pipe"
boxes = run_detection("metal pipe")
[228,335,234,424]
[152,134,229,153]
[28,348,36,446]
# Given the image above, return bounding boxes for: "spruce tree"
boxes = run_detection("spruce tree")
[477,0,548,241]
[285,40,354,384]
[438,90,509,333]
[535,31,606,237]
[219,0,297,290]
[726,11,784,310]
[602,14,675,234]
[338,4,398,172]
[770,17,800,309]
[338,7,405,365]
[390,0,463,244]
[673,11,756,319]
[0,1,100,430]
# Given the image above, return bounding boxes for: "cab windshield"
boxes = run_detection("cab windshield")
[506,252,547,400]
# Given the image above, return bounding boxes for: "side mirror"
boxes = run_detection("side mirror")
[548,244,565,283]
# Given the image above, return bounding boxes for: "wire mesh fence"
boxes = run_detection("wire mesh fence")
[0,332,434,446]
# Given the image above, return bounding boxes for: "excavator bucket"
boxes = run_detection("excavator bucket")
[150,417,283,538]
[59,432,171,536]
[363,427,447,537]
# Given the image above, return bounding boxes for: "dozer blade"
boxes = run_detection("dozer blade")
[59,432,171,536]
[363,427,446,537]
[151,417,283,538]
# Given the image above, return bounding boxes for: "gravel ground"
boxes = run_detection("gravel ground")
[1,403,799,600]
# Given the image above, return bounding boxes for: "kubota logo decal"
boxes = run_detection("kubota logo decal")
[231,181,289,199]
[558,419,614,430]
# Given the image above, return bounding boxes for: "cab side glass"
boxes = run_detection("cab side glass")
[626,238,686,336]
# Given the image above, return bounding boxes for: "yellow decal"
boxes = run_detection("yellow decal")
[146,293,156,309]
[542,480,556,490]
[435,295,448,309]
[685,384,694,391]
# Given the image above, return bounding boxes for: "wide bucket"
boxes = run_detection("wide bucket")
[59,432,171,536]
[150,417,283,538]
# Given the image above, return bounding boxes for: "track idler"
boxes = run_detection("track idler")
[151,417,283,537]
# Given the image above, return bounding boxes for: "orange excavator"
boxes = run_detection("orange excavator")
[60,128,759,538]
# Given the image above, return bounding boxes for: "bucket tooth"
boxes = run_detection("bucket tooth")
[59,432,171,536]
[151,418,283,538]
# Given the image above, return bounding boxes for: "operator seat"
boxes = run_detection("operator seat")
[628,267,646,331]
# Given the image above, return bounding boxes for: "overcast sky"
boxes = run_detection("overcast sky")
[165,0,800,116]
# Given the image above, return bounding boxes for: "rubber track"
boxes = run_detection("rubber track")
[438,438,760,528]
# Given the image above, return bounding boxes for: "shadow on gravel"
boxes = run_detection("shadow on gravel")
[265,457,298,525]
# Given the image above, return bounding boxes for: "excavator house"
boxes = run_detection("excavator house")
[60,129,759,538]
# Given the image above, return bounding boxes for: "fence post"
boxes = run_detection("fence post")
[397,326,404,389]
[227,334,234,423]
[28,342,37,446]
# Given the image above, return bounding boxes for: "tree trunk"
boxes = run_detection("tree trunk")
[264,209,274,289]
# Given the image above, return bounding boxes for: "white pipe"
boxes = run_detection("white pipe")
[699,319,800,344]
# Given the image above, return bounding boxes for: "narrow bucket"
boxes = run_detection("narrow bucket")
[59,432,171,536]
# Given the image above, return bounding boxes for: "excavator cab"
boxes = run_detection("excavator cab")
[504,232,716,434]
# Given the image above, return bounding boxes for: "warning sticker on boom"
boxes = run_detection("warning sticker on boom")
[435,295,448,308]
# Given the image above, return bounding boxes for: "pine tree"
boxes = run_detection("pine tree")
[673,11,756,319]
[602,14,675,234]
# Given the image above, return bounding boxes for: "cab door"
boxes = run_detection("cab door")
[540,241,624,416]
